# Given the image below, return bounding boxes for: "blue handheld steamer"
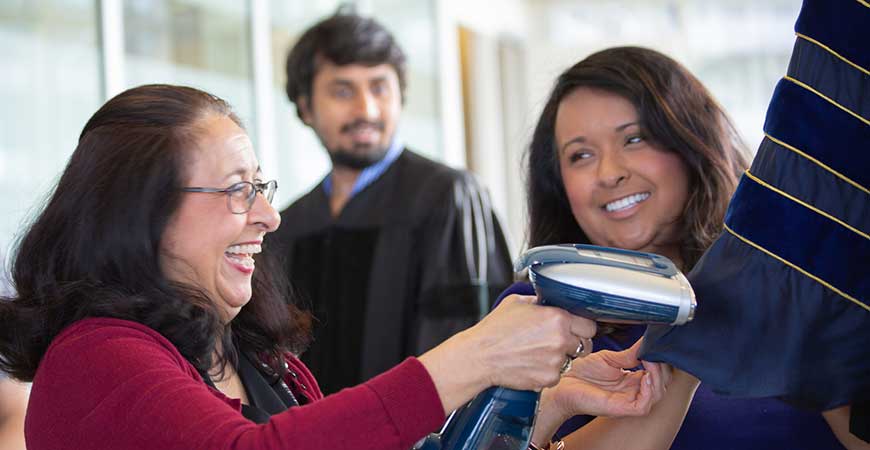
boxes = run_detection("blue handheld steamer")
[416,244,696,450]
[520,244,695,325]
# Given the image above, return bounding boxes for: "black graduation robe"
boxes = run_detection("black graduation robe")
[267,149,513,394]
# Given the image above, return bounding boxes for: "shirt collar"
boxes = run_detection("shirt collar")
[322,137,404,197]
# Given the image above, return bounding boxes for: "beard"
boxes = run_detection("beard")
[327,142,390,170]
[325,119,390,170]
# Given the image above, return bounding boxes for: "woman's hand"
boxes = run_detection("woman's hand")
[559,339,669,416]
[470,294,598,390]
[531,339,670,446]
[418,294,597,414]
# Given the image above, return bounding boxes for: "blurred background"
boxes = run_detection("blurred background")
[0,0,802,267]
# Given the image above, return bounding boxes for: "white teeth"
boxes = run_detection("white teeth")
[225,244,262,255]
[605,193,650,212]
[225,244,260,269]
[226,253,255,268]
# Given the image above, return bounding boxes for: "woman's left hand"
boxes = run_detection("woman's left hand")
[531,339,671,446]
[558,341,669,417]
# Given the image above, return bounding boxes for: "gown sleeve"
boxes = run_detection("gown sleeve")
[412,171,514,353]
[640,0,870,429]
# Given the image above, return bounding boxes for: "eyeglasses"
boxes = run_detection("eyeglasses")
[181,180,278,214]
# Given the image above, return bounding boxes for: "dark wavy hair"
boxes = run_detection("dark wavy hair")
[0,84,311,381]
[526,47,749,270]
[284,7,407,120]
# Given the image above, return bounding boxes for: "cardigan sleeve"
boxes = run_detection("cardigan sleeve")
[25,318,445,450]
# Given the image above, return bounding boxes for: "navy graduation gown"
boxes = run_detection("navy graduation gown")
[641,0,870,438]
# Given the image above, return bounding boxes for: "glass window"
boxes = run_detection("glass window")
[0,0,101,263]
[123,0,255,134]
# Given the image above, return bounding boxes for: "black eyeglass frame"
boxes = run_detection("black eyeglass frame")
[181,180,278,214]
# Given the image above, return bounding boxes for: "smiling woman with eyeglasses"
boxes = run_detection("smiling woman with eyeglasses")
[0,84,654,450]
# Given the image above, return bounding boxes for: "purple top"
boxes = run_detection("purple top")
[498,282,844,449]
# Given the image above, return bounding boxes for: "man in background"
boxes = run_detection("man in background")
[268,10,513,394]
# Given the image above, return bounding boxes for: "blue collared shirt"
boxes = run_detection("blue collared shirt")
[322,137,404,197]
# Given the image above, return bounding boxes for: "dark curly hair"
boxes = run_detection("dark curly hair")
[526,47,749,270]
[0,84,311,381]
[284,8,407,121]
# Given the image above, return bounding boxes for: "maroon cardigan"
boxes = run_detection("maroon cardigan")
[25,318,445,449]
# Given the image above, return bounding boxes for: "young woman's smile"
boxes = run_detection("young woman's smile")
[555,87,690,262]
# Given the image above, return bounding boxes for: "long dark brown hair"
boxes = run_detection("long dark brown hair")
[0,84,311,381]
[526,47,749,270]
